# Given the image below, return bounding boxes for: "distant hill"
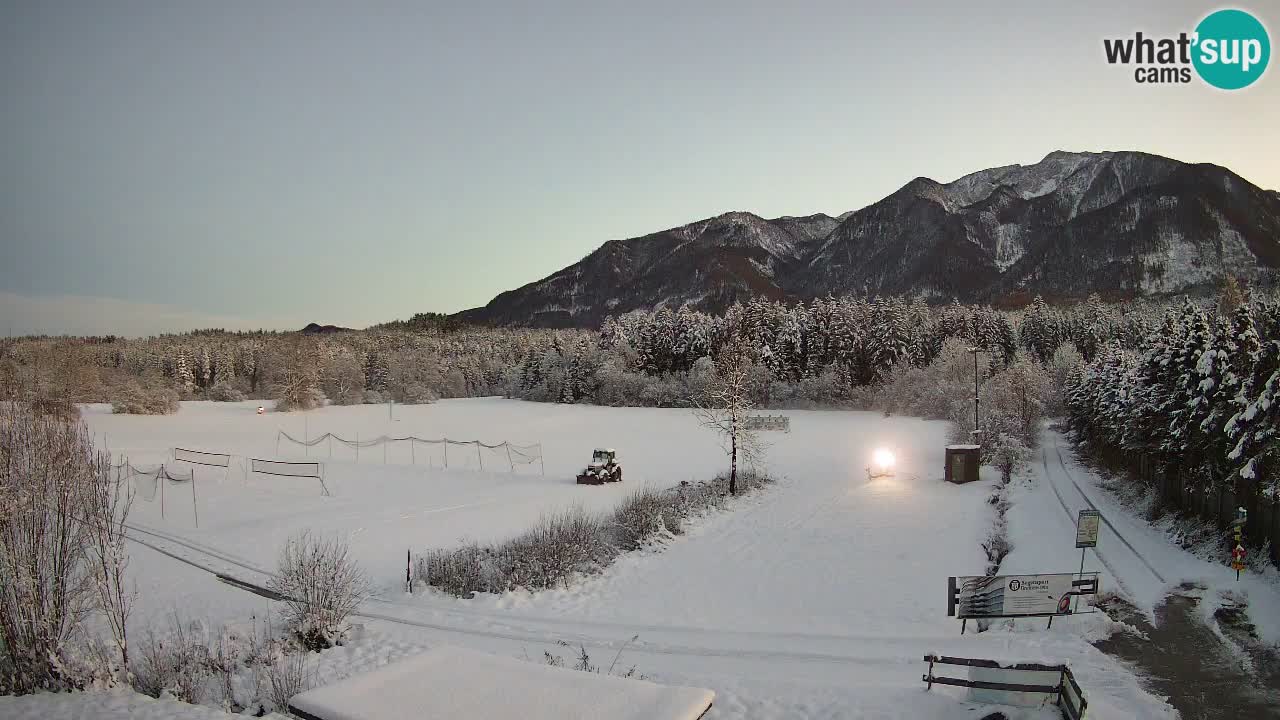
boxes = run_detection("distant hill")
[455,151,1280,327]
[300,322,352,334]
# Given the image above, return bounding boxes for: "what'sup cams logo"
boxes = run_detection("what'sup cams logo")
[1104,8,1270,89]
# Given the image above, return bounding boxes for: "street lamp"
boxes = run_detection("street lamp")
[968,346,984,444]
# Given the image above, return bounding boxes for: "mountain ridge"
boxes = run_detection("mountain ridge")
[456,151,1280,327]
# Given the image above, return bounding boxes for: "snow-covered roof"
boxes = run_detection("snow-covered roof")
[947,444,981,450]
[287,646,715,720]
[595,447,615,453]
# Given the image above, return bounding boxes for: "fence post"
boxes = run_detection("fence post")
[443,439,448,469]
[505,443,514,473]
[477,442,483,469]
[356,432,360,464]
[1271,500,1280,567]
[411,438,416,465]
[192,469,199,528]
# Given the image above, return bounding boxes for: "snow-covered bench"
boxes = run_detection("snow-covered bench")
[288,645,715,720]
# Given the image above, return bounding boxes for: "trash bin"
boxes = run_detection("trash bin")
[945,445,981,484]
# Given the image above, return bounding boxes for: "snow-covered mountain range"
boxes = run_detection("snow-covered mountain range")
[458,151,1280,327]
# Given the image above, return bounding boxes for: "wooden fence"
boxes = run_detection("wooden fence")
[1140,456,1280,567]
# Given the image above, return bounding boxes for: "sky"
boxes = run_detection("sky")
[2,0,1277,336]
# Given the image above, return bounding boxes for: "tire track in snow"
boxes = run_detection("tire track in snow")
[1050,439,1166,585]
[125,522,270,577]
[1040,446,1136,598]
[129,530,936,667]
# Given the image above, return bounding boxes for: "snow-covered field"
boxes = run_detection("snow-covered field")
[15,398,1252,718]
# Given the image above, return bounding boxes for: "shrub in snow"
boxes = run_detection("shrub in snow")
[543,635,643,679]
[206,381,246,402]
[612,487,686,551]
[0,405,131,693]
[111,381,180,415]
[268,531,370,651]
[418,471,772,598]
[30,387,82,421]
[980,485,1013,578]
[393,382,438,405]
[265,644,311,714]
[274,386,326,413]
[126,611,311,715]
[985,430,1031,485]
[133,616,212,704]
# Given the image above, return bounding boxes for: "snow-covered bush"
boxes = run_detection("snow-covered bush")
[871,339,975,419]
[393,382,438,405]
[264,644,311,714]
[112,380,180,415]
[0,406,120,693]
[133,616,212,704]
[29,386,81,420]
[206,381,246,402]
[417,471,772,598]
[127,612,312,715]
[417,509,610,597]
[985,430,1031,484]
[274,386,326,413]
[983,357,1051,446]
[268,532,370,651]
[612,487,686,550]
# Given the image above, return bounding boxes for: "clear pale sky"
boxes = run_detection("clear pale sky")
[2,1,1276,336]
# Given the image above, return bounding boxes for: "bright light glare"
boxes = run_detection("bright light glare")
[873,448,896,470]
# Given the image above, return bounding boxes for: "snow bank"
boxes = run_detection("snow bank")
[287,645,714,720]
[0,688,275,720]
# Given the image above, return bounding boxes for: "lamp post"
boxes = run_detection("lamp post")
[968,346,983,443]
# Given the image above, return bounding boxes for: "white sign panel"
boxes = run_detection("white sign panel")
[1075,510,1101,548]
[953,573,1079,618]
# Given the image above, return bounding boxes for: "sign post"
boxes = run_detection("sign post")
[1231,507,1247,581]
[1074,509,1101,612]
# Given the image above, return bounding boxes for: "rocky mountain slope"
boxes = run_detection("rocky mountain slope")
[458,151,1280,327]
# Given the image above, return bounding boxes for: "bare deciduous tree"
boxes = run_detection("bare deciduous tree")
[86,461,136,672]
[272,339,326,412]
[693,331,763,495]
[0,404,106,691]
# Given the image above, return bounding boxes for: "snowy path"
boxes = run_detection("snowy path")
[1017,430,1280,643]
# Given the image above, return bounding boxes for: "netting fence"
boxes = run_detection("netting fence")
[114,460,200,525]
[275,431,544,474]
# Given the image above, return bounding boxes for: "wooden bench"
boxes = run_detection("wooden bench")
[922,654,1087,720]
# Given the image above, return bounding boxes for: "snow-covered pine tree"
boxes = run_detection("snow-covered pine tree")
[1165,300,1213,464]
[1226,299,1280,489]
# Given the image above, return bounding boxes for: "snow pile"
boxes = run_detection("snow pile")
[288,645,714,720]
